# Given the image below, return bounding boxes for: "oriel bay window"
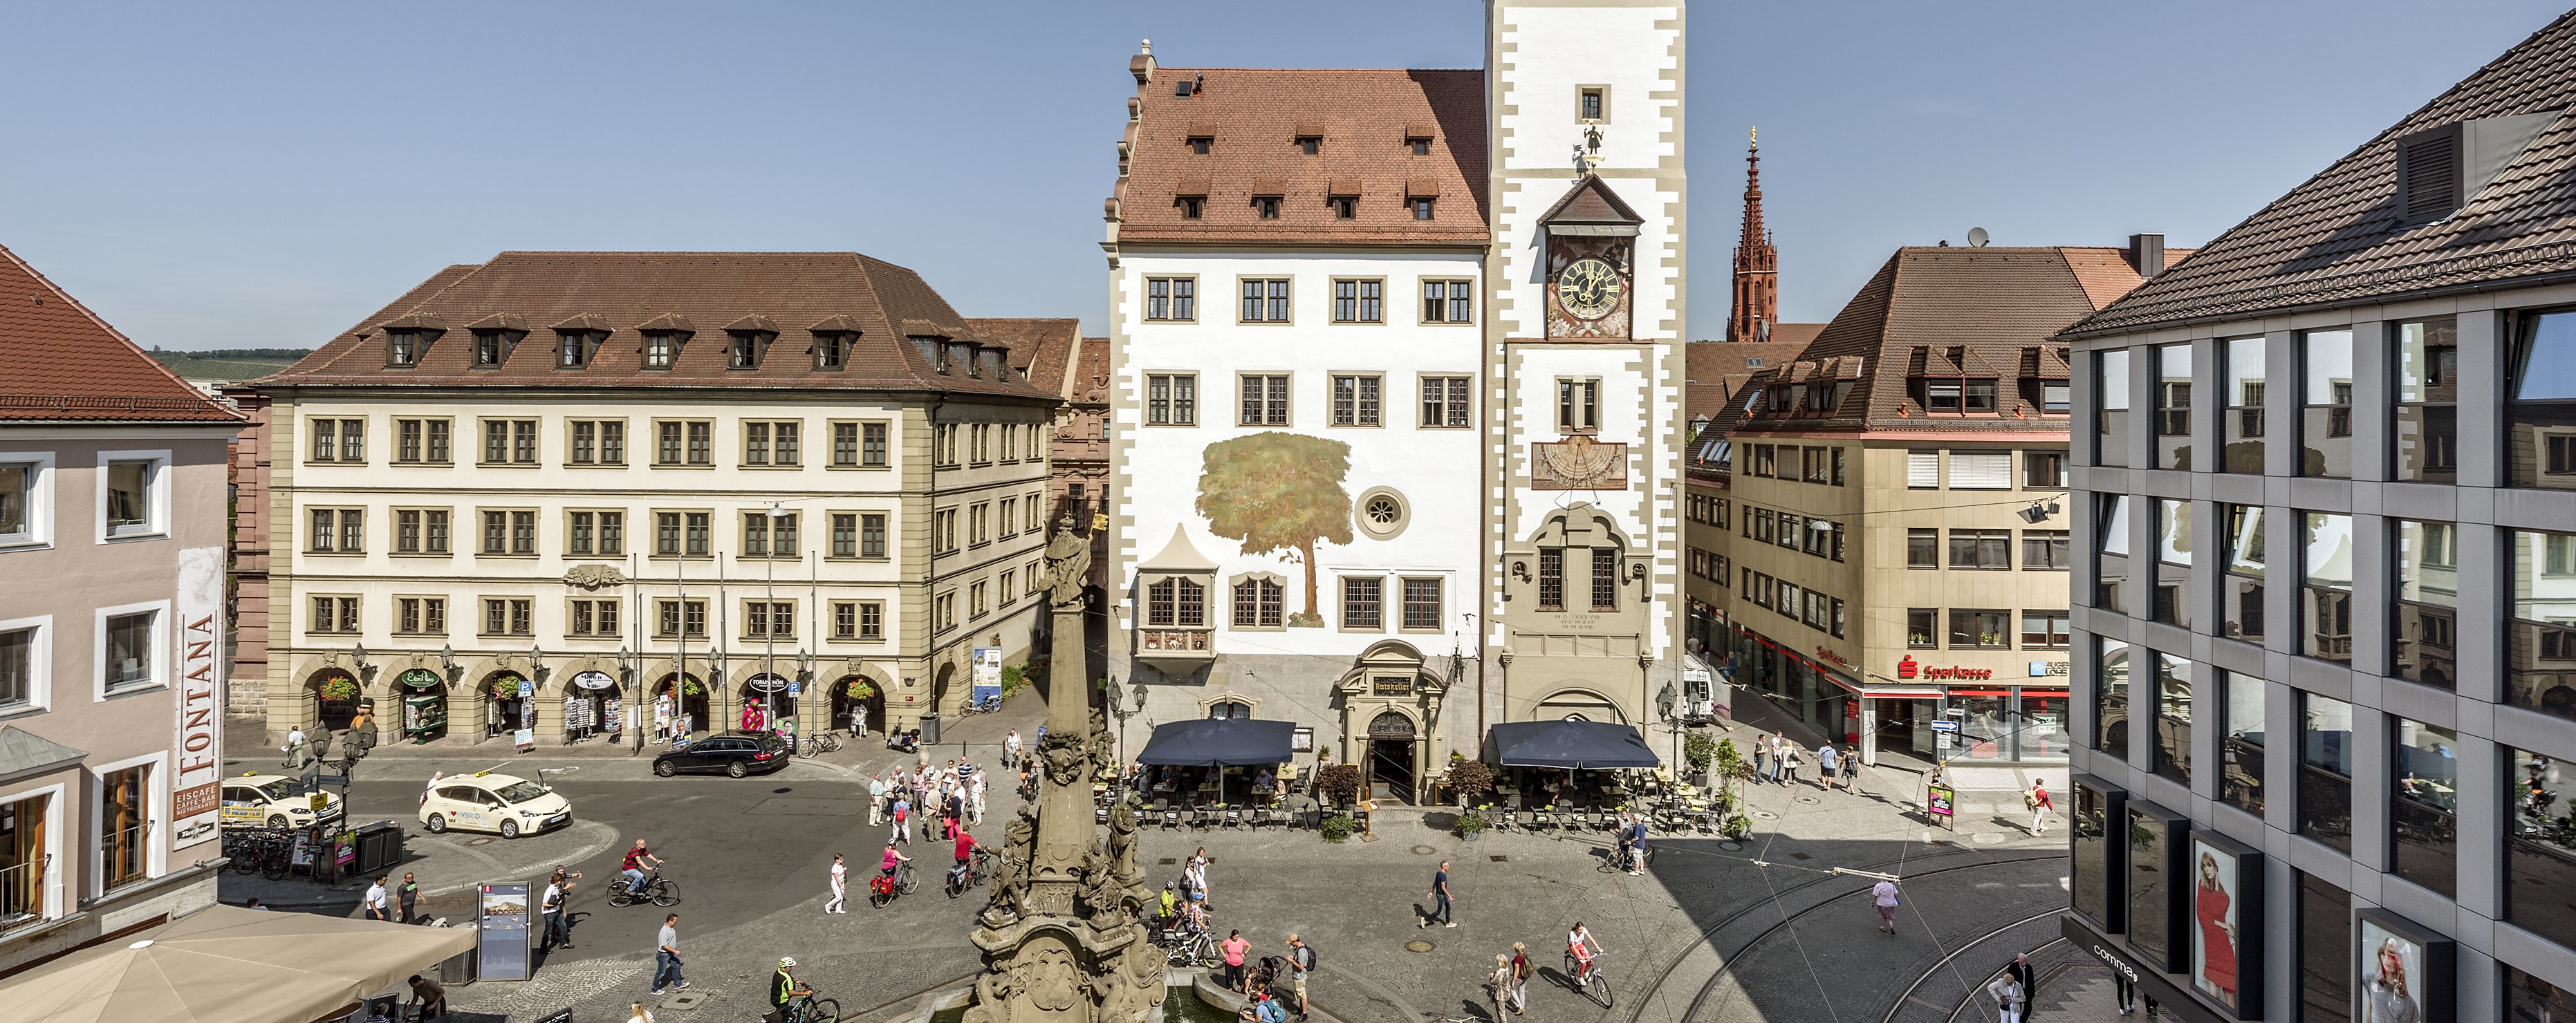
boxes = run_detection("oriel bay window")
[2297,691,2353,853]
[2391,520,2457,688]
[2389,717,2457,898]
[2302,512,2355,663]
[2394,316,2458,482]
[2508,308,2576,488]
[1146,577,1206,628]
[2223,336,2266,473]
[2300,328,2354,478]
[2508,529,2576,720]
[2223,504,2267,642]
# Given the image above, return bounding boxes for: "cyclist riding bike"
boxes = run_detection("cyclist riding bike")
[771,957,813,1020]
[1568,921,1605,980]
[951,829,982,877]
[619,838,667,894]
[1179,897,1211,936]
[881,844,913,888]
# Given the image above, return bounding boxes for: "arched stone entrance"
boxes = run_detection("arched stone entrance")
[739,673,793,733]
[1363,711,1420,804]
[563,666,622,742]
[481,669,536,738]
[932,661,957,716]
[1333,640,1446,805]
[391,668,449,744]
[828,674,887,736]
[308,668,362,731]
[652,673,710,740]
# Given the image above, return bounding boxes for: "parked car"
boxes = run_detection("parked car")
[653,731,793,778]
[221,773,344,829]
[418,772,573,838]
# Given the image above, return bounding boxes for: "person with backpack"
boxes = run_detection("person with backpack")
[1508,941,1532,1015]
[1286,934,1317,1020]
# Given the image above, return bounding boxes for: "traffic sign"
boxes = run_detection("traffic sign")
[1929,720,1961,733]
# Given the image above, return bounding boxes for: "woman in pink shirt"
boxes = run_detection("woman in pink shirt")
[1219,930,1252,992]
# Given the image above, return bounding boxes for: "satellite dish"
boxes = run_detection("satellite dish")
[1967,227,1990,247]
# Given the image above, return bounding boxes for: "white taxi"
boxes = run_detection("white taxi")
[220,774,344,829]
[418,772,573,839]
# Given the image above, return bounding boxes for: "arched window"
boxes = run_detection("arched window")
[1209,700,1251,720]
[1367,711,1416,738]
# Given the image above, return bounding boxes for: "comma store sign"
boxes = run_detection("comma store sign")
[170,546,225,847]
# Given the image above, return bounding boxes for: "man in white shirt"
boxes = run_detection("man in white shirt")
[969,769,988,825]
[1006,729,1023,769]
[824,853,849,914]
[282,726,307,769]
[363,876,391,921]
[868,774,887,826]
[1872,879,1901,934]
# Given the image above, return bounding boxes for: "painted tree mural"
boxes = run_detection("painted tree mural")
[1196,432,1352,626]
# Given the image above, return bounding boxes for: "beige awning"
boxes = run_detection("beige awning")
[0,905,476,1023]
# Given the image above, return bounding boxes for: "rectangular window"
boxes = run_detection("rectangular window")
[2021,530,2071,570]
[2125,805,2174,967]
[2510,529,2576,720]
[567,599,619,638]
[998,498,1018,539]
[2095,639,2129,760]
[566,420,624,465]
[2509,309,2576,487]
[557,331,591,368]
[1421,280,1474,323]
[1949,451,2011,489]
[1589,547,1619,610]
[856,513,887,559]
[2297,873,2352,1023]
[741,600,796,639]
[2220,671,2264,816]
[1948,529,2010,570]
[100,764,148,889]
[307,418,366,463]
[2096,349,2131,467]
[1399,578,1441,630]
[655,599,707,639]
[1948,609,2008,648]
[2223,336,2267,472]
[1331,375,1381,426]
[2153,500,2193,629]
[1238,374,1290,426]
[831,423,859,467]
[2155,342,2193,469]
[2297,691,2353,853]
[1232,579,1284,628]
[742,421,802,467]
[1536,548,1564,611]
[393,418,451,464]
[1555,378,1599,433]
[396,597,446,636]
[2300,328,2354,478]
[2023,451,2066,489]
[1342,577,1382,630]
[1906,528,1938,568]
[307,596,358,635]
[1147,374,1198,426]
[481,420,537,465]
[642,332,678,369]
[830,514,858,558]
[1906,609,1937,648]
[2302,512,2354,663]
[832,601,886,641]
[1145,277,1196,321]
[968,504,988,547]
[2389,717,2456,897]
[1420,375,1471,428]
[306,508,362,553]
[2097,494,2131,613]
[2391,520,2457,688]
[2151,652,2192,785]
[1331,279,1383,323]
[2393,317,2458,482]
[0,462,35,546]
[1906,450,1939,489]
[567,511,595,556]
[2225,508,2273,644]
[1239,279,1290,323]
[2019,612,2069,648]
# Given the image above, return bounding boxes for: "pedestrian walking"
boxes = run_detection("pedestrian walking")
[1488,954,1514,1020]
[2113,967,2138,1015]
[1423,860,1455,928]
[363,876,390,921]
[1220,930,1252,992]
[1508,941,1532,1015]
[824,853,849,914]
[651,912,692,994]
[892,796,913,845]
[281,725,307,770]
[1985,973,2026,1023]
[1006,729,1023,769]
[1841,747,1861,787]
[1817,744,1840,789]
[1781,744,1803,787]
[541,867,580,951]
[2027,780,2055,835]
[2008,952,2039,1020]
[868,774,887,826]
[405,975,448,1022]
[1768,731,1788,784]
[398,872,420,924]
[970,768,988,825]
[1286,934,1316,1020]
[1871,878,1900,934]
[1752,742,1773,784]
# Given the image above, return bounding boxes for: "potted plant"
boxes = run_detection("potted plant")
[1319,814,1359,843]
[1685,733,1718,786]
[319,677,360,702]
[1722,812,1754,841]
[844,679,878,701]
[1443,759,1494,808]
[489,678,521,702]
[1454,809,1490,841]
[1314,764,1362,810]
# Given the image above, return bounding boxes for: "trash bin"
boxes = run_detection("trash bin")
[353,820,404,874]
[918,714,941,747]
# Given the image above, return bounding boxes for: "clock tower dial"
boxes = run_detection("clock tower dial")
[1556,257,1623,321]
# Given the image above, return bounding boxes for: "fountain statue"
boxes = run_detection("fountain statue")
[963,518,1162,1023]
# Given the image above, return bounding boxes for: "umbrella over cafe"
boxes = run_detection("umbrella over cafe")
[1135,717,1297,767]
[0,904,477,1023]
[1488,719,1662,770]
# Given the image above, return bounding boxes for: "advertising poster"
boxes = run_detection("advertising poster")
[1925,784,1956,825]
[169,545,225,847]
[974,647,1003,688]
[2191,840,2243,1011]
[479,882,533,981]
[2362,921,2424,1023]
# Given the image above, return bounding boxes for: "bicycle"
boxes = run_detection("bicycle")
[869,866,918,908]
[607,869,679,908]
[798,731,843,758]
[1563,950,1613,1008]
[946,849,995,898]
[1160,928,1223,968]
[1598,842,1658,873]
[778,992,842,1023]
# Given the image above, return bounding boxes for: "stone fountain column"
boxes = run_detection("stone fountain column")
[963,520,1163,1023]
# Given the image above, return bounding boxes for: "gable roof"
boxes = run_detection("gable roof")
[1112,66,1490,247]
[1684,339,1816,422]
[1539,175,1645,227]
[962,317,1079,383]
[0,243,244,424]
[1737,246,2164,435]
[255,252,1056,402]
[2067,9,2576,336]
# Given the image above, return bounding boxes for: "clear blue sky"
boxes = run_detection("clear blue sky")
[2,1,2564,350]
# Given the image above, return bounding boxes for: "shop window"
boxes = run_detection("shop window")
[2151,653,2192,785]
[2222,336,2266,472]
[2510,746,2576,951]
[2223,505,2267,642]
[2510,529,2576,720]
[2070,780,2124,931]
[2297,691,2352,853]
[2126,805,2176,968]
[2389,718,2456,897]
[2299,329,2354,478]
[2393,317,2457,482]
[2220,671,2265,816]
[2506,967,2576,1023]
[2302,512,2355,663]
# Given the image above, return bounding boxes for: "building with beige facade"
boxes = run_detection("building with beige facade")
[1699,239,2176,767]
[241,251,1059,749]
[0,243,241,974]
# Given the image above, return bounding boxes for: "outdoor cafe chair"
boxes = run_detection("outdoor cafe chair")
[1221,805,1245,829]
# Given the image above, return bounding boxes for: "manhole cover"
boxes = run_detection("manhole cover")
[663,991,710,1010]
[1793,796,1820,805]
[1405,941,1436,953]
[1718,841,1744,852]
[1488,855,1508,863]
[1409,845,1438,856]
[1752,810,1779,820]
[467,838,495,846]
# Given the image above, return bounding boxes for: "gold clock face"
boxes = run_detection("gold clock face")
[1557,257,1622,320]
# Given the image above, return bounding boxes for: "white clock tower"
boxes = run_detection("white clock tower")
[1482,0,1689,729]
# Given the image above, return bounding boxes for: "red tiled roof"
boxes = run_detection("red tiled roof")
[1113,67,1490,247]
[257,252,1057,402]
[1684,339,1816,422]
[2068,10,2576,335]
[0,243,243,424]
[962,317,1080,384]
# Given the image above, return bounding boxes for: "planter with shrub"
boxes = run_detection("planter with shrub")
[1454,811,1490,841]
[1320,814,1359,843]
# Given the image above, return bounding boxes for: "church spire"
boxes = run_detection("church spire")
[1728,127,1780,344]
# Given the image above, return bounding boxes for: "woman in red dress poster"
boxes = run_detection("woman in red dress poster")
[2195,851,2239,1008]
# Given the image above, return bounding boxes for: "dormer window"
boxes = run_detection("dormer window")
[1187,135,1212,156]
[1407,135,1431,156]
[948,342,979,378]
[1178,196,1204,218]
[910,337,943,373]
[641,331,683,370]
[813,332,849,370]
[1331,196,1356,218]
[1411,198,1435,220]
[387,329,426,367]
[730,334,761,368]
[472,330,521,367]
[556,330,597,368]
[1254,196,1280,219]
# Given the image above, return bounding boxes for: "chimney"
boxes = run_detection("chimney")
[1131,39,1155,84]
[2127,233,2167,278]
